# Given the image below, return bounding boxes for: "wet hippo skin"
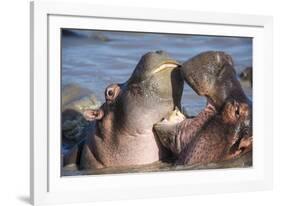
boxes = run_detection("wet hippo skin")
[177,99,252,165]
[64,51,184,169]
[154,51,252,166]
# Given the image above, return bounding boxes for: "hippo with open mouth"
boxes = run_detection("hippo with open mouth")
[64,51,184,169]
[153,51,252,165]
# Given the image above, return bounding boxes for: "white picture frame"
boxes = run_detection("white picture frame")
[30,0,273,205]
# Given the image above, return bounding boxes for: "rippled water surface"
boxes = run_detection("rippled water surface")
[62,29,252,115]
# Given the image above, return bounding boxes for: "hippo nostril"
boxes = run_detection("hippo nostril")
[156,50,164,54]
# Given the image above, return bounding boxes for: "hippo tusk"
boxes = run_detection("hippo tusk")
[152,63,180,74]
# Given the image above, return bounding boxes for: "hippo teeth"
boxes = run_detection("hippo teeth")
[152,63,179,74]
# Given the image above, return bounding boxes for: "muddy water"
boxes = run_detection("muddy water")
[61,30,253,176]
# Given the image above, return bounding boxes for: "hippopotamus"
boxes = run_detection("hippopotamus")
[64,51,184,169]
[153,51,252,165]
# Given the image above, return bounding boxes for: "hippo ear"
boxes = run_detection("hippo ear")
[83,109,104,121]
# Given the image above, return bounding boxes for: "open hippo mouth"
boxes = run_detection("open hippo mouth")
[179,51,252,126]
[153,51,253,161]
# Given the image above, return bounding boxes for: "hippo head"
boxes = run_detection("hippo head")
[124,50,184,111]
[178,51,252,160]
[83,51,184,167]
[109,51,184,135]
[86,50,184,132]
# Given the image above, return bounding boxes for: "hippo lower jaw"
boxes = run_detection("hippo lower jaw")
[154,102,217,156]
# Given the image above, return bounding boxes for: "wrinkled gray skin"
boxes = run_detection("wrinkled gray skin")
[154,51,252,165]
[64,51,184,169]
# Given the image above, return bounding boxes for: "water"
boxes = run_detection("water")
[62,29,252,116]
[62,151,252,176]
